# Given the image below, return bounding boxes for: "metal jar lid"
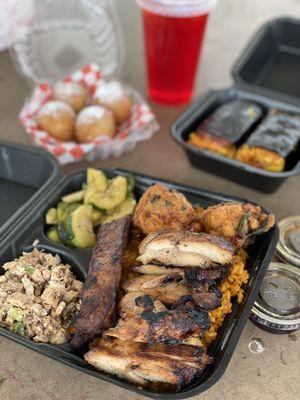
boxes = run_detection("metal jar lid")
[250,262,300,333]
[276,215,300,267]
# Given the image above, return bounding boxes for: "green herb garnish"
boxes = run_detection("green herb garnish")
[151,195,161,204]
[12,322,25,336]
[9,307,22,322]
[24,265,35,276]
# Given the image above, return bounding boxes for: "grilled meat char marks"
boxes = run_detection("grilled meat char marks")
[71,216,131,348]
[138,231,234,268]
[185,265,229,285]
[130,231,233,313]
[122,273,223,311]
[172,288,223,312]
[106,306,210,345]
[85,337,212,389]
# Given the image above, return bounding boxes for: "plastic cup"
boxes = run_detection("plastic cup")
[137,0,217,105]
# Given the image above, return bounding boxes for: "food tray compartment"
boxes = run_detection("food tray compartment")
[0,140,59,241]
[171,87,300,193]
[0,169,279,399]
[233,18,300,107]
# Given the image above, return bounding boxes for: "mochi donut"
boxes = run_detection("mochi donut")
[93,81,132,124]
[75,105,116,143]
[53,81,89,112]
[36,100,75,141]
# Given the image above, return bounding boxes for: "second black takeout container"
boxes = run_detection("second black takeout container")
[0,140,279,399]
[171,18,300,193]
[0,140,59,242]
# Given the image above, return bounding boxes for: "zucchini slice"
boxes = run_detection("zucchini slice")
[88,176,127,210]
[102,197,136,224]
[84,169,108,205]
[57,202,68,221]
[58,202,81,223]
[47,227,62,244]
[126,175,135,196]
[62,190,85,204]
[45,208,58,225]
[66,205,96,248]
[92,209,103,227]
[57,222,68,243]
[87,168,107,191]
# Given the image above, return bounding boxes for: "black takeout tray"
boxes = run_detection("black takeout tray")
[171,17,300,192]
[0,140,59,241]
[0,167,279,399]
[172,87,300,193]
[232,17,300,107]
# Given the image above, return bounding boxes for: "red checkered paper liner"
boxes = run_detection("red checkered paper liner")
[19,64,159,165]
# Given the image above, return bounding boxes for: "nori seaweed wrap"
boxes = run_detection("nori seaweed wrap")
[188,100,263,158]
[245,110,300,158]
[236,110,300,172]
[198,100,263,143]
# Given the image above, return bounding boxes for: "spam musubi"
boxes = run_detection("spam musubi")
[236,110,300,172]
[188,100,263,157]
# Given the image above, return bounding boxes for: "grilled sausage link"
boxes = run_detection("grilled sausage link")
[71,215,131,348]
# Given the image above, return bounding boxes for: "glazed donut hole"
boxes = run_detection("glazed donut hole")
[36,100,75,141]
[53,81,89,112]
[93,81,133,124]
[75,105,116,143]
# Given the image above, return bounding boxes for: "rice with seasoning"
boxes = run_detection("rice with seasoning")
[204,250,249,345]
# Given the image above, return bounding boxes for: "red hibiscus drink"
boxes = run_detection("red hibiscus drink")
[137,0,217,105]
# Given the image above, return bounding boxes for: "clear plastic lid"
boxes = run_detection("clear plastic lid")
[277,215,300,267]
[10,0,123,85]
[251,262,300,332]
[136,0,218,17]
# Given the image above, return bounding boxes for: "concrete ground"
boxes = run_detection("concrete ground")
[0,0,299,399]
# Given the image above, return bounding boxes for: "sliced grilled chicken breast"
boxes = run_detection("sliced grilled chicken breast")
[85,337,212,389]
[138,231,234,268]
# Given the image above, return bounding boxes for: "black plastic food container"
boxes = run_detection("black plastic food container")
[0,140,59,241]
[171,18,300,193]
[0,162,279,399]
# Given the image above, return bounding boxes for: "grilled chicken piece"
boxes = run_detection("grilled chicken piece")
[105,305,210,344]
[122,282,190,306]
[172,288,223,311]
[85,337,212,389]
[71,216,131,348]
[123,275,223,311]
[185,265,229,286]
[122,272,184,291]
[199,202,275,248]
[133,184,195,234]
[193,288,222,310]
[138,231,234,268]
[132,264,183,275]
[118,292,167,316]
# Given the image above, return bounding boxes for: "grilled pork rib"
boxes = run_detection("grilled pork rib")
[71,216,131,348]
[138,231,234,268]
